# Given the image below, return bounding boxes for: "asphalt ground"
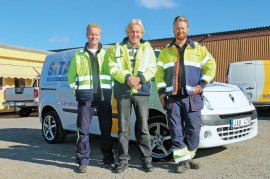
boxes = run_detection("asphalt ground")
[0,110,270,179]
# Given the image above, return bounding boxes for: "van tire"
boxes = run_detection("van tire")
[16,108,32,117]
[148,116,173,162]
[42,111,67,144]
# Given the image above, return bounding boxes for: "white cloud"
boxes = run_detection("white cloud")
[48,34,70,44]
[135,0,178,9]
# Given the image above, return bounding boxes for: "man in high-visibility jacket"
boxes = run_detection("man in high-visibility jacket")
[109,19,157,173]
[155,16,216,173]
[68,23,115,173]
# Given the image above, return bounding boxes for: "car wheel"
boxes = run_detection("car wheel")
[148,116,173,162]
[42,111,67,144]
[16,108,32,117]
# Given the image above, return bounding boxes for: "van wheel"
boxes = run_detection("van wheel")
[148,116,173,162]
[42,111,67,144]
[16,108,32,117]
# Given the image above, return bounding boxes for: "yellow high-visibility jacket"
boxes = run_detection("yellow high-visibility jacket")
[68,43,111,101]
[156,38,216,96]
[109,38,157,98]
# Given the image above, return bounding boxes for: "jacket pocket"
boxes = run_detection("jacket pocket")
[190,94,204,111]
[114,80,131,98]
[76,89,94,101]
[138,81,151,95]
[164,96,173,110]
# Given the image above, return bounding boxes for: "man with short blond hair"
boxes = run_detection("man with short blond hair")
[109,19,157,173]
[156,16,216,173]
[68,23,115,173]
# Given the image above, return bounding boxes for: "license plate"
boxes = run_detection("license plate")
[231,117,251,128]
[16,102,26,106]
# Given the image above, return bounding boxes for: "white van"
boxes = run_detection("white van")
[226,60,270,108]
[39,47,258,161]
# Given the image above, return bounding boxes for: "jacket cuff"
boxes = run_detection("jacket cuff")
[125,74,131,84]
[198,80,208,89]
[158,88,166,97]
[137,73,146,84]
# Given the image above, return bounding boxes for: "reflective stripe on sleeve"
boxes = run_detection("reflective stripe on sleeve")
[116,45,122,70]
[101,84,112,89]
[202,75,212,82]
[149,68,156,74]
[100,75,111,80]
[164,62,176,69]
[157,82,166,88]
[138,67,145,72]
[157,61,163,66]
[201,55,213,67]
[110,67,118,75]
[109,62,118,67]
[78,75,92,81]
[69,82,76,88]
[186,85,194,92]
[148,63,157,68]
[78,85,93,89]
[137,47,151,72]
[165,86,174,92]
[123,70,130,74]
[184,61,202,68]
[143,46,150,69]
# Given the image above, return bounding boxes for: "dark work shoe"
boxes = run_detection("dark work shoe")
[78,164,87,173]
[176,160,190,173]
[115,162,128,173]
[105,163,117,170]
[142,162,155,172]
[190,160,200,170]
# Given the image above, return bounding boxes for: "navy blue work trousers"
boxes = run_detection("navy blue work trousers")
[166,96,202,151]
[76,100,114,166]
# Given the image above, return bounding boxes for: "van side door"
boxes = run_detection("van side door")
[257,60,270,103]
[229,62,256,102]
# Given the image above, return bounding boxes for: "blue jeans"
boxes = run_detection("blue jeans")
[116,95,152,163]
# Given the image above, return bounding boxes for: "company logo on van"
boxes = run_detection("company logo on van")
[263,94,270,99]
[47,61,71,81]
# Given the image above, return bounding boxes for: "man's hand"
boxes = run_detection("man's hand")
[159,93,166,107]
[135,84,142,90]
[128,77,141,87]
[192,85,203,94]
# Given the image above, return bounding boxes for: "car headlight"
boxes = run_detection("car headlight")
[203,96,213,110]
[238,86,252,105]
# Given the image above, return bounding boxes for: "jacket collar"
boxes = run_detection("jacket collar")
[120,37,146,46]
[168,38,195,49]
[83,42,102,53]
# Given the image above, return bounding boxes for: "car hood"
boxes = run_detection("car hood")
[204,82,239,92]
[203,82,253,110]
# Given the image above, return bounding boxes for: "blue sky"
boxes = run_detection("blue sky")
[0,0,269,51]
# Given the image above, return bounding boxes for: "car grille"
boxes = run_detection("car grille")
[217,120,256,141]
[219,111,253,119]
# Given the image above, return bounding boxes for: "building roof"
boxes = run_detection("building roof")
[149,26,270,47]
[49,25,270,51]
[0,43,54,55]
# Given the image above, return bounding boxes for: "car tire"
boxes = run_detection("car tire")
[16,108,32,117]
[148,116,173,162]
[42,111,67,144]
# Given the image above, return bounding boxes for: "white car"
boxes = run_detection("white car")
[39,47,258,161]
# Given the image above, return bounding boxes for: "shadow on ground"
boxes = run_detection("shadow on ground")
[0,126,228,173]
